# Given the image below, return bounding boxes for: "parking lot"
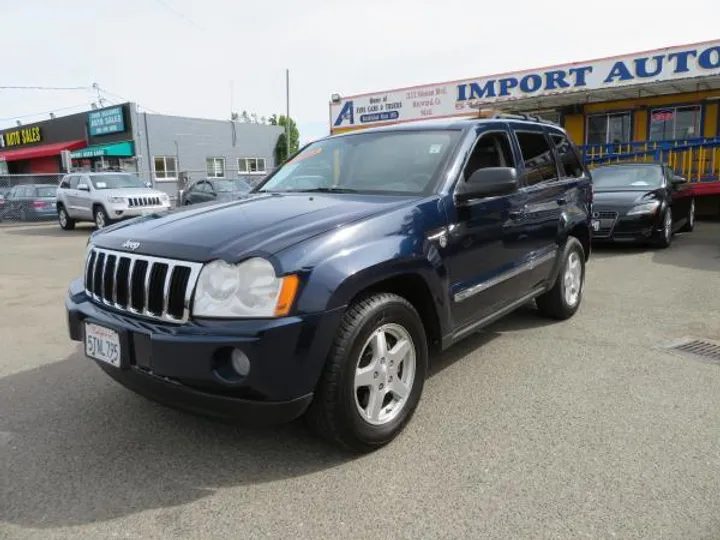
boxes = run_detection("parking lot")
[1,221,720,540]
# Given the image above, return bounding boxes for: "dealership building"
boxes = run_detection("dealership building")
[0,103,282,197]
[329,39,720,213]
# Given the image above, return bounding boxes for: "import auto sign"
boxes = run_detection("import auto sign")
[329,40,720,134]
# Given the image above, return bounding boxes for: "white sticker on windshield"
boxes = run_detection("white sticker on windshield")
[429,144,442,154]
[96,182,107,188]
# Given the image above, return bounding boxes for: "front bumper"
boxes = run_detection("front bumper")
[107,204,171,220]
[65,278,344,424]
[591,210,662,243]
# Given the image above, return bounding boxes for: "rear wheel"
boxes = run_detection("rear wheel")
[306,293,428,453]
[94,206,110,229]
[536,236,585,320]
[58,205,76,230]
[679,198,695,233]
[19,207,27,222]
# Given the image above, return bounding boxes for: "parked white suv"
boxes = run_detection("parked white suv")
[56,172,171,230]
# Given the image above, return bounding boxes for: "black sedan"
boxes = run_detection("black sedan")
[589,163,694,248]
[180,178,252,206]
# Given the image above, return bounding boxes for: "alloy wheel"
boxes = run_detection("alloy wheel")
[354,323,416,426]
[562,251,583,307]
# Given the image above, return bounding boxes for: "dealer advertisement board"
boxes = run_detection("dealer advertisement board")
[329,40,720,134]
[88,106,125,136]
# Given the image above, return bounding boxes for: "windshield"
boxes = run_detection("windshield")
[258,130,460,195]
[90,173,146,190]
[591,165,664,190]
[36,187,57,197]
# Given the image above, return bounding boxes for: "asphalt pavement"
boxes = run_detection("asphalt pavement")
[1,222,719,540]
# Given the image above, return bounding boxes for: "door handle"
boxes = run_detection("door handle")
[509,208,526,220]
[556,196,568,205]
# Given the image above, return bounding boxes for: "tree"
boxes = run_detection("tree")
[272,114,300,164]
[240,110,251,123]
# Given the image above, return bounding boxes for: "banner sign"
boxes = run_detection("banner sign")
[330,40,720,133]
[89,106,125,136]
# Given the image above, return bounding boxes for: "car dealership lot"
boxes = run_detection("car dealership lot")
[2,223,720,540]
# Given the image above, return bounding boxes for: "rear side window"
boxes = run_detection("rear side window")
[69,176,80,189]
[515,131,558,186]
[551,134,585,178]
[36,187,57,197]
[59,176,71,189]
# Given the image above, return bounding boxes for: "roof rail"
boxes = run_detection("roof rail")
[476,108,559,126]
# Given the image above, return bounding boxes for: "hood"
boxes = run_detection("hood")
[91,192,417,262]
[593,188,664,209]
[101,188,167,199]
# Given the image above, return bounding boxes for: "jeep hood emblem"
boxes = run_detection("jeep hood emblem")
[122,240,141,251]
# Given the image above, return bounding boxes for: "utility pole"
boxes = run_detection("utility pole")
[286,69,290,161]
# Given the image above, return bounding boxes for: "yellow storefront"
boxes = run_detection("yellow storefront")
[329,39,720,213]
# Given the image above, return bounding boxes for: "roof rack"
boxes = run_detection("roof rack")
[475,107,559,126]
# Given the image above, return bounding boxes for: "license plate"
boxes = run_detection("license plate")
[85,322,121,368]
[591,220,600,231]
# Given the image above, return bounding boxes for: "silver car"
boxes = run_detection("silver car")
[56,172,171,230]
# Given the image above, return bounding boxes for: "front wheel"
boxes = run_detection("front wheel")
[536,236,586,320]
[653,207,673,248]
[306,293,428,453]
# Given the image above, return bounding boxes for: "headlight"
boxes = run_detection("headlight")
[193,258,299,318]
[159,194,170,204]
[108,196,126,204]
[627,201,660,215]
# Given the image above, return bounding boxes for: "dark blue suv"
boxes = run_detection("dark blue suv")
[66,114,593,453]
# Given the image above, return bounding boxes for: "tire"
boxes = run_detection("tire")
[58,205,76,230]
[94,206,110,229]
[19,207,27,222]
[679,198,695,233]
[653,207,673,248]
[306,293,429,453]
[536,236,586,320]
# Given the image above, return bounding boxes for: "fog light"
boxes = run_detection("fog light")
[231,348,250,377]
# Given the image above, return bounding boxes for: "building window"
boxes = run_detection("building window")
[649,105,701,141]
[238,158,267,174]
[206,157,225,178]
[585,112,632,146]
[153,156,177,180]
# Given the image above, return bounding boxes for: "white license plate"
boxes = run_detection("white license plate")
[85,323,121,368]
[591,219,600,231]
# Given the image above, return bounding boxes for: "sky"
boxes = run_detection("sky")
[1,0,718,144]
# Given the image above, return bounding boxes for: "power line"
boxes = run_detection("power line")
[153,0,207,31]
[0,103,93,122]
[96,86,160,114]
[0,85,91,91]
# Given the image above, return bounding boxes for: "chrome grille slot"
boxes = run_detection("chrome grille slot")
[83,247,202,323]
[128,196,160,208]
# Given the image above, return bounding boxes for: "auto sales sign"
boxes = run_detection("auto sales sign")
[329,40,720,134]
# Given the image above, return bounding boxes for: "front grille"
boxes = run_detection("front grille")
[84,247,202,323]
[128,196,161,207]
[592,210,619,237]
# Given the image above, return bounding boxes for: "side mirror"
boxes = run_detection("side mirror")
[146,182,152,188]
[78,184,90,192]
[455,167,519,202]
[671,175,687,186]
